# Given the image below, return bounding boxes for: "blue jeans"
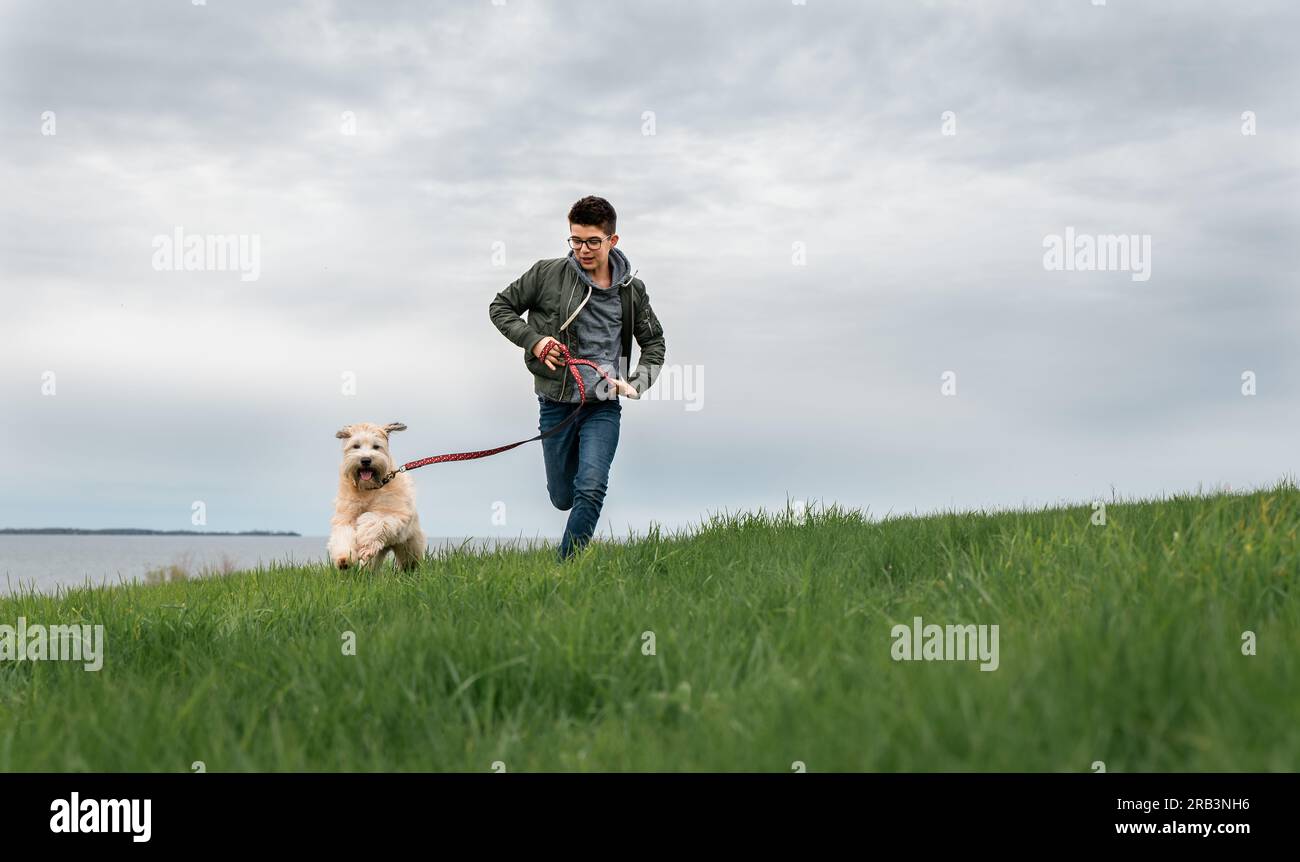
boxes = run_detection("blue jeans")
[538,394,621,561]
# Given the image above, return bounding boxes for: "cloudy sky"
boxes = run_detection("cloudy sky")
[2,0,1297,541]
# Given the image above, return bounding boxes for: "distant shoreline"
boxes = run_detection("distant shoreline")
[0,528,302,537]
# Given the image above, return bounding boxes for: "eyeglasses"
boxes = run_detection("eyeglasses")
[567,235,610,250]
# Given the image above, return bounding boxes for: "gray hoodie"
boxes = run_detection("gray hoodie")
[560,246,637,402]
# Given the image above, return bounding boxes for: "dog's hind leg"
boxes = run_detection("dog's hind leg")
[393,524,427,572]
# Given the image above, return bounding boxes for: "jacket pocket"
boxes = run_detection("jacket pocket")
[638,296,663,338]
[524,349,564,380]
[522,315,566,380]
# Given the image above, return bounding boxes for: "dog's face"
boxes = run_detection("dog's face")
[335,422,407,491]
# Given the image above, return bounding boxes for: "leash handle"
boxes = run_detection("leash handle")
[379,344,623,484]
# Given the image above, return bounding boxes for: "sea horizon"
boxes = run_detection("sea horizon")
[0,533,569,596]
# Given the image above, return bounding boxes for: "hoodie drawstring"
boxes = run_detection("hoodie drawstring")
[560,261,638,332]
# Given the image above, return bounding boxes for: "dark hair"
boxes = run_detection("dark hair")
[568,196,617,236]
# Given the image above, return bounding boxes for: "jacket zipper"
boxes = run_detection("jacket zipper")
[628,282,634,395]
[558,271,575,403]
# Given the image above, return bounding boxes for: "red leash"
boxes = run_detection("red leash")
[379,343,620,485]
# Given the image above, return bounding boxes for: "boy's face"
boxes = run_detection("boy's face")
[570,222,618,272]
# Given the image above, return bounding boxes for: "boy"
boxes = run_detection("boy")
[488,196,666,560]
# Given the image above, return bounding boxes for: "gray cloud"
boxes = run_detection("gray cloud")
[1,0,1296,537]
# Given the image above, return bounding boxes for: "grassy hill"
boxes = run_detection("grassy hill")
[1,481,1296,771]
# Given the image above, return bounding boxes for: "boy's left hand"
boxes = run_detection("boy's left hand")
[612,379,639,399]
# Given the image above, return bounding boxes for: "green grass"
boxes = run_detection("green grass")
[2,480,1297,772]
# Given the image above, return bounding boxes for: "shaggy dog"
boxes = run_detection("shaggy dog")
[327,422,426,571]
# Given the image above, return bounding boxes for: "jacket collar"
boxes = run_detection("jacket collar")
[565,247,635,290]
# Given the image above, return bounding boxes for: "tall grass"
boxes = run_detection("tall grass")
[0,480,1296,771]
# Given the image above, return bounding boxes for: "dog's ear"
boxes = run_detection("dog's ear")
[335,425,353,440]
[383,422,407,434]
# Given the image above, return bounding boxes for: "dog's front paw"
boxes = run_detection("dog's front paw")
[327,530,356,572]
[354,540,386,566]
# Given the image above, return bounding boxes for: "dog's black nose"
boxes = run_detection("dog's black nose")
[360,457,372,467]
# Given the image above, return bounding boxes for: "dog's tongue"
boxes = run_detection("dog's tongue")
[360,469,374,482]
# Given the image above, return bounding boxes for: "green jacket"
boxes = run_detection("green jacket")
[489,257,667,403]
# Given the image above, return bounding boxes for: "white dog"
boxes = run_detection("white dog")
[327,421,427,571]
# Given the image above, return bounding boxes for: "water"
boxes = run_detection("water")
[0,535,555,595]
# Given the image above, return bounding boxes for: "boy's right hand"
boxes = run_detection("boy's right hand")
[532,336,564,370]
